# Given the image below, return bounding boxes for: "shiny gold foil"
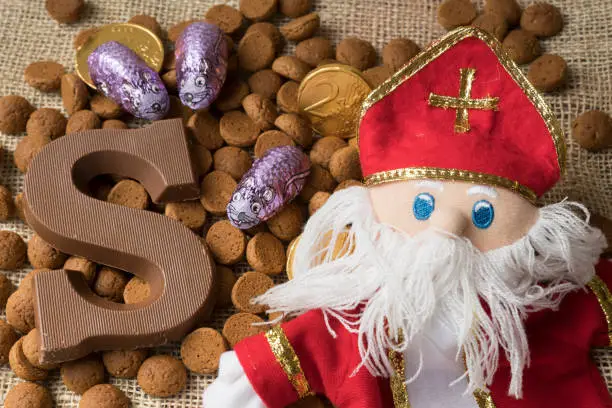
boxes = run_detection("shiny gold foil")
[588,275,612,346]
[358,27,566,193]
[364,166,537,203]
[428,68,499,133]
[75,23,164,89]
[265,326,314,399]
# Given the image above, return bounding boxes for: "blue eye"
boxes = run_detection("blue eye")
[413,193,435,221]
[472,200,494,229]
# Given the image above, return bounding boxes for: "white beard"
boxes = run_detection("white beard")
[254,186,607,398]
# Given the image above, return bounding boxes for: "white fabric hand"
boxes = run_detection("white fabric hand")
[203,351,267,408]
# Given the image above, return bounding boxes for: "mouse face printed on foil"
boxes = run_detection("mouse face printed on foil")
[227,177,276,229]
[179,57,214,107]
[120,70,169,118]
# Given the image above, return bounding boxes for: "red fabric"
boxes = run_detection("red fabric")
[359,36,560,198]
[488,259,612,408]
[235,309,394,408]
[235,260,612,408]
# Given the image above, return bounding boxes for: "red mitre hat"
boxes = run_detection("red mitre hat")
[358,27,566,203]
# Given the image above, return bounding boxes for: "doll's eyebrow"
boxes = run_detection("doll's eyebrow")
[467,185,498,198]
[416,180,444,191]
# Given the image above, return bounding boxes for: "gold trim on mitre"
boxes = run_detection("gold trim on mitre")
[365,167,538,203]
[587,275,612,346]
[358,27,566,199]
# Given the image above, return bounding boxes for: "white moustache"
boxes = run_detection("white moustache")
[255,186,606,398]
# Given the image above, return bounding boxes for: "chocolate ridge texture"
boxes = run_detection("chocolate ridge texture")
[24,119,215,364]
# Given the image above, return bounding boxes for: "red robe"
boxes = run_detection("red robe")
[234,260,612,408]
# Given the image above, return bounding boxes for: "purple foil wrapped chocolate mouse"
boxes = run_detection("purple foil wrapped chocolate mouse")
[228,146,311,230]
[175,22,229,110]
[88,41,169,121]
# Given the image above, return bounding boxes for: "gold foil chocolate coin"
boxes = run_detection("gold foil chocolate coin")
[76,23,164,89]
[286,230,354,280]
[298,63,372,139]
[286,236,300,280]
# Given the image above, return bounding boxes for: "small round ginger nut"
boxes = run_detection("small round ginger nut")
[329,146,362,183]
[128,14,163,38]
[181,328,228,374]
[254,130,295,158]
[266,203,303,241]
[472,12,509,41]
[79,384,130,408]
[222,313,266,348]
[238,31,277,72]
[107,180,149,210]
[231,271,275,314]
[248,69,283,100]
[26,107,67,144]
[61,73,89,115]
[274,113,312,148]
[90,94,123,119]
[572,110,612,151]
[277,81,300,113]
[484,0,522,26]
[0,320,18,364]
[272,56,311,82]
[0,95,35,135]
[527,54,568,92]
[520,3,563,37]
[6,290,35,333]
[165,201,207,232]
[437,0,477,30]
[336,37,377,71]
[4,382,53,408]
[280,12,320,42]
[206,220,247,265]
[102,348,148,378]
[279,0,312,17]
[66,110,101,134]
[123,276,151,304]
[242,93,278,131]
[45,0,84,23]
[383,38,420,71]
[137,355,187,397]
[502,29,542,65]
[205,4,244,35]
[93,267,129,302]
[187,111,224,151]
[28,233,67,269]
[61,355,105,395]
[0,186,15,221]
[200,171,237,215]
[213,146,253,181]
[9,338,48,381]
[246,232,286,275]
[215,265,237,307]
[240,0,277,21]
[220,111,261,147]
[24,61,65,92]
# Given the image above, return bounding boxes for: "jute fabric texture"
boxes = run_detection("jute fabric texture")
[0,0,611,406]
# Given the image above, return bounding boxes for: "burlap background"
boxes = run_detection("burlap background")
[0,0,611,406]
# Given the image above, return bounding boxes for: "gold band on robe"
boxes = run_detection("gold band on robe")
[265,326,314,399]
[389,347,497,408]
[587,275,612,346]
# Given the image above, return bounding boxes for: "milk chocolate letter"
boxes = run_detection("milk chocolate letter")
[24,119,215,364]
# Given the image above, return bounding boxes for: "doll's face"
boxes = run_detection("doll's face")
[368,179,539,252]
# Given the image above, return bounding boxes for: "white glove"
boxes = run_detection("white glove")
[203,351,267,408]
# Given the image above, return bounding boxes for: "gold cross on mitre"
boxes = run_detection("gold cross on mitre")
[428,68,500,133]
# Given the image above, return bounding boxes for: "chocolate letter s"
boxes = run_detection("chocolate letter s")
[24,119,215,364]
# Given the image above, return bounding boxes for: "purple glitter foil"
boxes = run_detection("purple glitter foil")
[87,41,169,121]
[175,22,228,110]
[228,146,311,230]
